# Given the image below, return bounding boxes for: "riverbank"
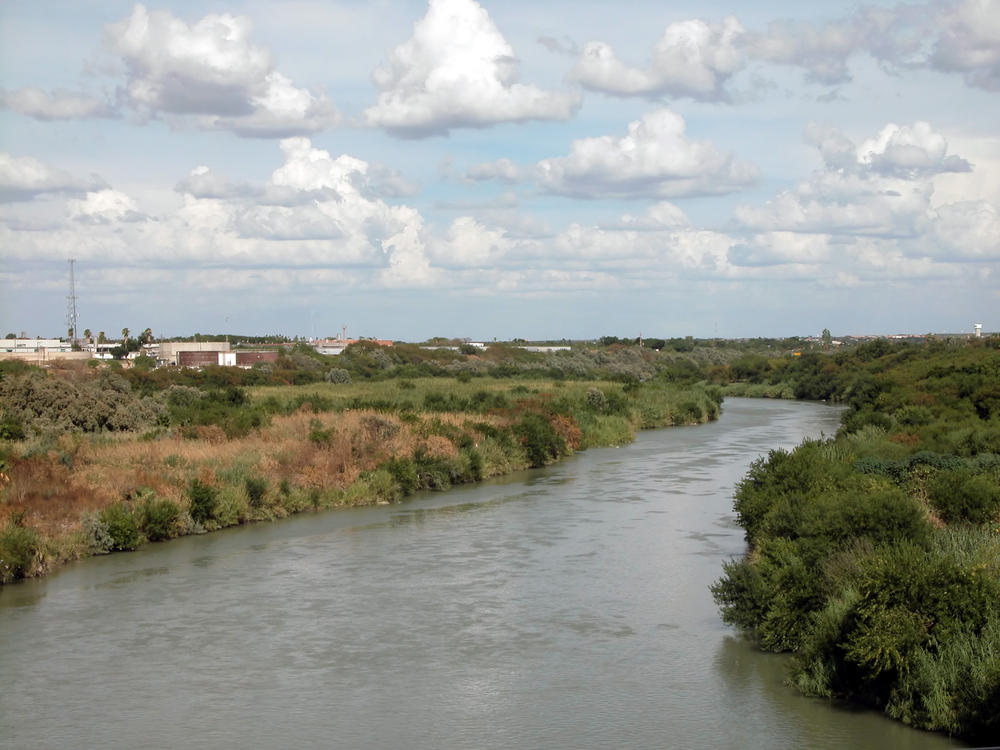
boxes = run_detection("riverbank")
[713,343,1000,742]
[0,377,722,584]
[10,399,924,750]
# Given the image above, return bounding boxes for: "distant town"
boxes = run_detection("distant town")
[0,324,991,368]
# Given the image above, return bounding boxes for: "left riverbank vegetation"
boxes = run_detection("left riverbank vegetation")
[0,342,731,584]
[711,336,1000,742]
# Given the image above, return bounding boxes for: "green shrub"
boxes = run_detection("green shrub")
[187,479,218,524]
[308,417,334,446]
[0,411,25,440]
[578,414,633,447]
[0,518,41,583]
[894,405,933,426]
[462,447,484,482]
[324,368,351,384]
[412,449,453,490]
[99,501,141,551]
[139,496,181,541]
[382,456,419,495]
[585,387,609,412]
[887,608,1000,741]
[927,468,1000,524]
[213,485,249,527]
[712,557,769,634]
[423,392,449,411]
[763,485,931,565]
[345,469,401,505]
[244,476,269,508]
[514,413,566,468]
[677,401,704,423]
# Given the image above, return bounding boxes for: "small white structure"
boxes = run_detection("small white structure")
[974,323,983,338]
[313,339,348,355]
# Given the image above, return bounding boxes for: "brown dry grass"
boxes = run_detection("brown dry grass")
[0,407,508,538]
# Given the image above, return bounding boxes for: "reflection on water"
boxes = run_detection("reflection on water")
[0,399,966,749]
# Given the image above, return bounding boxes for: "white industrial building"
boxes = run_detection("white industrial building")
[156,341,232,366]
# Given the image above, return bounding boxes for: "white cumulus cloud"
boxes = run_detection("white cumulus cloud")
[537,108,758,199]
[570,17,745,101]
[932,0,1000,91]
[804,121,973,179]
[0,153,104,202]
[735,172,934,237]
[364,0,579,137]
[857,122,973,178]
[68,189,146,224]
[430,216,511,266]
[105,4,337,137]
[733,119,999,270]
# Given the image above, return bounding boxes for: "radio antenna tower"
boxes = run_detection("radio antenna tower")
[66,258,79,342]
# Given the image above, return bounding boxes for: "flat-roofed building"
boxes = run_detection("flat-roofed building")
[0,338,89,363]
[158,341,231,366]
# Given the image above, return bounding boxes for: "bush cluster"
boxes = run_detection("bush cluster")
[0,515,42,583]
[714,340,1000,741]
[0,371,165,435]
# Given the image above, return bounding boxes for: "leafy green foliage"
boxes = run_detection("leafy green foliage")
[715,339,1000,741]
[138,495,181,541]
[927,468,1000,524]
[165,386,270,438]
[187,479,218,524]
[0,370,165,435]
[98,501,141,551]
[0,516,41,583]
[515,413,566,468]
[324,368,351,384]
[244,476,269,508]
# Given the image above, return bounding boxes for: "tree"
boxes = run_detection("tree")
[83,328,92,342]
[98,331,106,345]
[121,327,130,342]
[822,328,832,351]
[132,354,155,371]
[140,328,153,345]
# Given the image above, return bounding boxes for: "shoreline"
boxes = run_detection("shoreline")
[1,378,723,585]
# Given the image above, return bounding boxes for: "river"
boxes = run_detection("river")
[0,398,966,749]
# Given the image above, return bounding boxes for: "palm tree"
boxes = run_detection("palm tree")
[83,328,92,342]
[98,331,106,345]
[121,327,129,342]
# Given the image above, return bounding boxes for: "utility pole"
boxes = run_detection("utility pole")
[66,258,79,343]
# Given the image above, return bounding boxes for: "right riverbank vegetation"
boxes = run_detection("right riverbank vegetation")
[712,337,1000,742]
[1,339,734,584]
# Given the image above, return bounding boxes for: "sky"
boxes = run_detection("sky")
[0,0,998,341]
